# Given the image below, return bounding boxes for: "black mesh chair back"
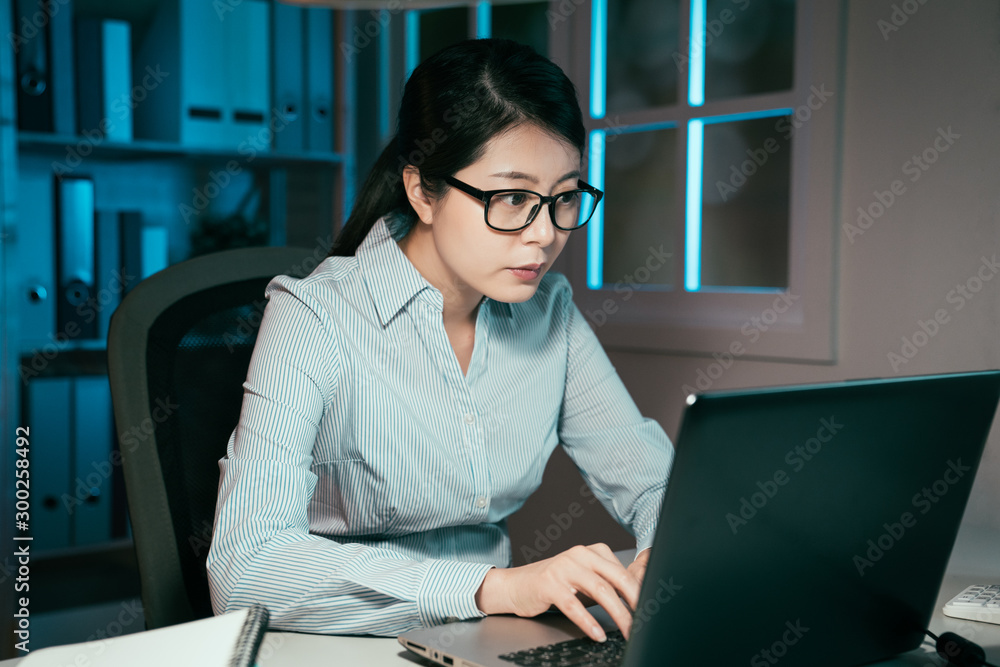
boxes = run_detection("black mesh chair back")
[107,246,319,629]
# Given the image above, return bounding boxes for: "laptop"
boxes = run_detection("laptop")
[398,370,1000,667]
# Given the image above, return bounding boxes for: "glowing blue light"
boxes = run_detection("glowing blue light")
[405,11,420,80]
[378,27,391,143]
[587,129,606,289]
[476,2,491,38]
[685,119,704,291]
[700,108,795,125]
[590,0,607,119]
[689,0,706,107]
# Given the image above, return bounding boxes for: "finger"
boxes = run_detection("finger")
[587,542,621,565]
[626,561,647,591]
[569,546,642,613]
[575,573,635,640]
[550,591,607,643]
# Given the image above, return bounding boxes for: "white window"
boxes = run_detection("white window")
[551,0,841,364]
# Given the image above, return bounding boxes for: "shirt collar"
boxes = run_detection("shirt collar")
[357,215,513,327]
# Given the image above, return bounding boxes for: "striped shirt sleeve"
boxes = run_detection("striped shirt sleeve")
[553,276,675,553]
[205,279,494,636]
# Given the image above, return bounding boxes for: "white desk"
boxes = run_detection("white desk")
[255,525,1000,666]
[5,525,998,666]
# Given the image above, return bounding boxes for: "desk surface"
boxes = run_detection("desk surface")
[6,524,999,666]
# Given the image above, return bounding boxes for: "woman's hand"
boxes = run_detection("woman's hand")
[475,543,639,642]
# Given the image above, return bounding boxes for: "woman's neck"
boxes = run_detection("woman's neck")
[397,224,483,328]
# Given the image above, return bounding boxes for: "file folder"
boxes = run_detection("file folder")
[27,378,72,550]
[76,19,134,142]
[49,0,76,135]
[73,376,115,546]
[120,211,168,292]
[226,0,270,146]
[55,175,98,340]
[135,0,271,149]
[305,8,334,153]
[272,2,306,152]
[14,0,53,132]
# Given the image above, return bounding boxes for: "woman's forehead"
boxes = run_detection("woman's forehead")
[469,124,582,178]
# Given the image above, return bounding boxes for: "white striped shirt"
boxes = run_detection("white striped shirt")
[206,215,674,636]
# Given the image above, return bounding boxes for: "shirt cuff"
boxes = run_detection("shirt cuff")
[416,559,495,628]
[636,528,657,554]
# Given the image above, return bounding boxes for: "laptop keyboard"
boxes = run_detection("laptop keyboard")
[498,629,626,666]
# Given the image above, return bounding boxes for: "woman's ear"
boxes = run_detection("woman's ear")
[402,166,434,224]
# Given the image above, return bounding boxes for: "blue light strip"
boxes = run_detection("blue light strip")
[699,107,795,125]
[587,129,606,289]
[685,119,704,291]
[405,11,420,79]
[590,0,606,119]
[689,0,706,107]
[476,1,491,38]
[378,24,391,143]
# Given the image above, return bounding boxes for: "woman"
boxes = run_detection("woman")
[207,38,673,644]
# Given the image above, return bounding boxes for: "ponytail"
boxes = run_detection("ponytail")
[329,136,413,257]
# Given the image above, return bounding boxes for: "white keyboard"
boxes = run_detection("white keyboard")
[943,584,1000,624]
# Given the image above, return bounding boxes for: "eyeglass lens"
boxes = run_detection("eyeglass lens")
[487,190,599,230]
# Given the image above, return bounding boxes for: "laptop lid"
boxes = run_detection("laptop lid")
[399,370,1000,667]
[621,370,1000,666]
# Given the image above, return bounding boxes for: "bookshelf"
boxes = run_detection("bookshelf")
[1,0,357,656]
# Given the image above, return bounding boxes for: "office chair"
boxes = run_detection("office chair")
[107,245,320,629]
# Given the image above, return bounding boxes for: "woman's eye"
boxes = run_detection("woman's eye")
[498,193,529,207]
[556,191,580,206]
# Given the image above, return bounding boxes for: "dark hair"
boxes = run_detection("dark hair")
[328,38,586,257]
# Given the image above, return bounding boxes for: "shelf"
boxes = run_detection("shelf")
[18,131,345,166]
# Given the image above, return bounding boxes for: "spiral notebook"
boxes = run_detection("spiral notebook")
[19,604,269,667]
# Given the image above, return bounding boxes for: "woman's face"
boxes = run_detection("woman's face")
[414,123,582,305]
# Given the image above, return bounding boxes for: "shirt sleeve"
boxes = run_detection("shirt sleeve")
[554,277,675,553]
[206,277,494,636]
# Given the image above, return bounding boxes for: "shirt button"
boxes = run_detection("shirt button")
[464,413,475,425]
[475,496,487,508]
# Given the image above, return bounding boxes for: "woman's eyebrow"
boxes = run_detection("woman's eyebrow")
[488,170,582,184]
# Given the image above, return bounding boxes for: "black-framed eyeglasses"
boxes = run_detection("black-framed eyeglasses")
[444,175,604,232]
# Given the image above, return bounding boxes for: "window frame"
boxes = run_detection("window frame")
[554,0,843,363]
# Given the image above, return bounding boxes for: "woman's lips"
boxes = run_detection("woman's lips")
[508,264,542,280]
